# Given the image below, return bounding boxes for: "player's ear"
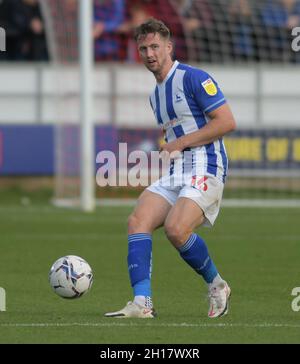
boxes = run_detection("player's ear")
[167,40,173,55]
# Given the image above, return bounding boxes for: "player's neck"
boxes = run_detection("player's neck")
[154,59,175,84]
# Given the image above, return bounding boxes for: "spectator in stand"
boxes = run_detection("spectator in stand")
[121,0,187,62]
[260,0,300,62]
[175,0,215,62]
[93,0,128,61]
[0,0,19,60]
[228,0,259,61]
[117,0,157,62]
[0,0,48,61]
[12,0,49,61]
[153,0,188,61]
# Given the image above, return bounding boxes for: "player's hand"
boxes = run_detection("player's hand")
[93,22,105,38]
[160,138,185,158]
[30,18,43,34]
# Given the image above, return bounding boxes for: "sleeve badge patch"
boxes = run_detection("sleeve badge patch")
[201,78,217,96]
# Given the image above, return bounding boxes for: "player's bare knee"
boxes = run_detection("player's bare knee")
[127,213,149,234]
[127,213,140,234]
[164,221,190,247]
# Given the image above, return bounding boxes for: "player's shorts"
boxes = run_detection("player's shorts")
[147,173,224,227]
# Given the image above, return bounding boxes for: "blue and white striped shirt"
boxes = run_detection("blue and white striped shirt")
[149,61,228,183]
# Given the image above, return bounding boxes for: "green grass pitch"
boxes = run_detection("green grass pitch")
[0,200,300,343]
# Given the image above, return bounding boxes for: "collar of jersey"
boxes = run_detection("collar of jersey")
[157,60,179,86]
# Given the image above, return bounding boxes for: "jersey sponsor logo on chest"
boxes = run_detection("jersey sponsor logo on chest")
[161,118,183,130]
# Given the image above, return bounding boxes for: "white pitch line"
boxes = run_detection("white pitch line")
[1,322,300,329]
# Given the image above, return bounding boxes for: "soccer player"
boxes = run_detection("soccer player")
[105,18,236,318]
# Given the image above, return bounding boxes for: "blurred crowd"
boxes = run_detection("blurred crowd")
[1,0,300,63]
[0,0,48,61]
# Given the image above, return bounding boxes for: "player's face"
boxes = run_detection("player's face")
[137,33,173,78]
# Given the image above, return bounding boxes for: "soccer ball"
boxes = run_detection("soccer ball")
[49,255,93,299]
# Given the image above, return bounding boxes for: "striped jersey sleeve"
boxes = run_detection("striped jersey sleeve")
[183,68,226,114]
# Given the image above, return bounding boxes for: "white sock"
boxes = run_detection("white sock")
[208,274,224,290]
[134,295,153,308]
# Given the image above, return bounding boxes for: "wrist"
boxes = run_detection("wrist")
[179,136,187,150]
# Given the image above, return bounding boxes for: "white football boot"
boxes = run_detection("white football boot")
[104,301,157,318]
[208,281,231,318]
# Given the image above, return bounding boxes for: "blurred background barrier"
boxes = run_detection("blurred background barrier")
[0,63,299,126]
[0,126,300,175]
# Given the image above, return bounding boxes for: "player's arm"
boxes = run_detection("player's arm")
[179,103,236,149]
[160,103,236,153]
[161,70,236,154]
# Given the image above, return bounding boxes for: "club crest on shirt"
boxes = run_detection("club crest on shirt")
[201,78,217,96]
[175,93,183,103]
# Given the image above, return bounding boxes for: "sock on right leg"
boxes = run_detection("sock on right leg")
[134,295,153,308]
[178,233,219,284]
[127,233,153,305]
